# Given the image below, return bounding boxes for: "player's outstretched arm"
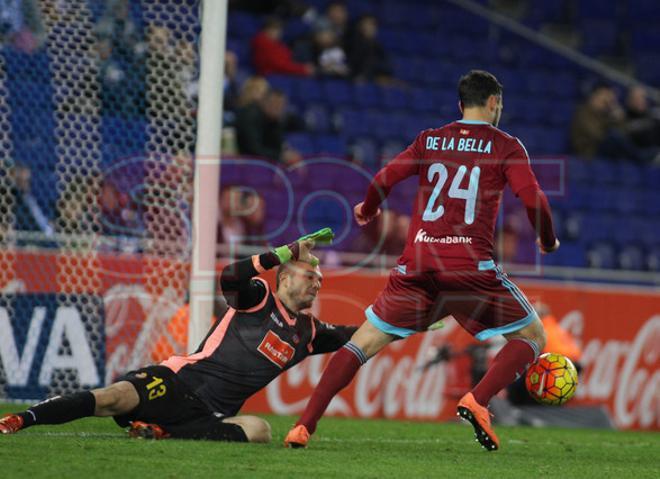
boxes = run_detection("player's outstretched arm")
[517,185,559,254]
[219,228,334,309]
[354,201,381,226]
[502,138,559,255]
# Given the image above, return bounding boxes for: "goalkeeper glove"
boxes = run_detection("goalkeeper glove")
[298,227,335,245]
[273,227,335,266]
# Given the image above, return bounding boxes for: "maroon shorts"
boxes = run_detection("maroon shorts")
[367,260,538,341]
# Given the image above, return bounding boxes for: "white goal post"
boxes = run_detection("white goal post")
[188,0,227,352]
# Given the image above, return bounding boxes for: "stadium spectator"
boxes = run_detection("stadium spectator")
[313,1,349,39]
[0,235,357,443]
[94,0,147,117]
[345,15,393,83]
[222,50,245,124]
[55,174,99,238]
[98,180,142,239]
[570,83,643,162]
[237,75,270,109]
[235,88,304,165]
[295,24,349,78]
[94,0,145,62]
[0,0,44,52]
[97,36,133,116]
[174,39,200,112]
[217,187,266,247]
[11,162,54,238]
[146,25,193,150]
[251,16,314,76]
[624,85,660,150]
[222,75,269,152]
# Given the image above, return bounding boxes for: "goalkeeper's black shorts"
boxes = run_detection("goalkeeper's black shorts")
[113,365,247,442]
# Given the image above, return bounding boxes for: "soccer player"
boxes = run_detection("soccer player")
[285,70,559,451]
[1,229,357,443]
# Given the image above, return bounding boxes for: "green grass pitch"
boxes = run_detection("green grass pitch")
[1,403,658,478]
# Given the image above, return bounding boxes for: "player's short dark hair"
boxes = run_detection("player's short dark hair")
[458,70,503,108]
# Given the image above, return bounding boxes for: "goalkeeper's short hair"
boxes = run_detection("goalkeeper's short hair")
[276,263,292,289]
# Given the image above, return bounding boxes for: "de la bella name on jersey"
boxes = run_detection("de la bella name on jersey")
[425,136,492,153]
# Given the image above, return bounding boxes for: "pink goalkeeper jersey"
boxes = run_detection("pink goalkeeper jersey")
[361,120,542,271]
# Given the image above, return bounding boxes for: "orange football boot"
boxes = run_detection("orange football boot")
[457,392,500,451]
[0,414,23,435]
[128,421,170,440]
[283,424,310,448]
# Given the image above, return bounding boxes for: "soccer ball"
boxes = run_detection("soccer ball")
[525,353,578,405]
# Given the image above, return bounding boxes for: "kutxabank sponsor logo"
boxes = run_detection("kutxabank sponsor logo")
[414,229,473,244]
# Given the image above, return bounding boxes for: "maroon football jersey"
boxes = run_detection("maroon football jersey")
[362,120,540,271]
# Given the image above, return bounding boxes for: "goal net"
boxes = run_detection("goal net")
[0,0,201,401]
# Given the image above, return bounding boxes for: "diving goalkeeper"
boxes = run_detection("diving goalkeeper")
[1,229,356,443]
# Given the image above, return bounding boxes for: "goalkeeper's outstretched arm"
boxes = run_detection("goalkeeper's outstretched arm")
[219,228,335,310]
[219,251,281,310]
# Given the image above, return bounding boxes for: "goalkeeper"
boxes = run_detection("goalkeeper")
[1,229,355,443]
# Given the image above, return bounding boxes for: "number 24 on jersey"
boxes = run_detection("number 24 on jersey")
[422,163,481,225]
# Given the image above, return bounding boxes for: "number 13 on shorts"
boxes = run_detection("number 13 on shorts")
[146,376,167,400]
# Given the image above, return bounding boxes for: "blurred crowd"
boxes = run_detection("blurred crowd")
[570,82,660,163]
[223,1,397,168]
[248,6,393,82]
[3,0,659,263]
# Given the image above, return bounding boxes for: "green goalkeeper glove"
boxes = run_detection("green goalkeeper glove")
[298,227,335,245]
[274,227,335,266]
